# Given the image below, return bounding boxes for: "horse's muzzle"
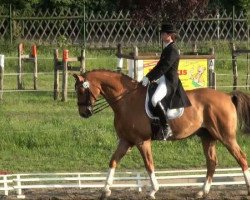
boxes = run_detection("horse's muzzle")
[79,106,93,118]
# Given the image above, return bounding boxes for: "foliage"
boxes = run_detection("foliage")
[123,0,210,24]
[0,0,248,14]
[0,0,118,12]
[209,0,249,12]
[0,0,39,10]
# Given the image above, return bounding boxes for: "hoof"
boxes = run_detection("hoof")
[100,189,111,200]
[99,193,106,200]
[104,188,111,197]
[196,191,205,199]
[148,190,157,199]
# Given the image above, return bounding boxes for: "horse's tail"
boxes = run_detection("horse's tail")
[231,90,250,133]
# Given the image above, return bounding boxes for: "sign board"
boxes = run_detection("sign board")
[178,59,208,90]
[128,58,209,90]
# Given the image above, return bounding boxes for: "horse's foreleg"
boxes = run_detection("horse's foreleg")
[102,139,132,198]
[137,140,159,199]
[197,133,217,198]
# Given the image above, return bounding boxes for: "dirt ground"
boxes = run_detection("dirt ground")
[2,185,250,200]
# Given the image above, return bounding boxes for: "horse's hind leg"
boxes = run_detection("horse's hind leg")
[197,130,218,198]
[137,140,159,199]
[223,138,250,195]
[101,139,132,199]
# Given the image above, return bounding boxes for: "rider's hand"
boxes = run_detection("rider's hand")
[142,76,149,87]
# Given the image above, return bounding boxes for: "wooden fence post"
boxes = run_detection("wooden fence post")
[80,49,85,73]
[53,49,60,100]
[231,43,238,90]
[192,43,198,55]
[117,44,123,72]
[133,46,138,80]
[0,55,4,100]
[209,47,216,89]
[62,49,68,102]
[17,43,23,90]
[31,44,38,90]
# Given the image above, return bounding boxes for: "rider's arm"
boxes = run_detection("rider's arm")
[146,47,179,82]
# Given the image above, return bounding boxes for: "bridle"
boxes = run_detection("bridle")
[75,79,99,112]
[75,77,112,114]
[76,81,97,106]
[75,77,139,114]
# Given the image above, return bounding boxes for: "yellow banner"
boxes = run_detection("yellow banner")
[143,59,208,90]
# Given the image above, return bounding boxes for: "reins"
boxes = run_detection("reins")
[93,97,110,114]
[92,85,140,114]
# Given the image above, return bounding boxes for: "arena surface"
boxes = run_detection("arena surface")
[2,185,250,200]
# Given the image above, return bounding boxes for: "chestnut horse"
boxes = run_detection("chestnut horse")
[73,69,250,199]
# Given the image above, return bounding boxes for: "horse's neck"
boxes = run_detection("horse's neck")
[95,73,135,97]
[94,72,142,107]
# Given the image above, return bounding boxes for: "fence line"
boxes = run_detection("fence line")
[0,168,245,198]
[4,56,105,60]
[1,73,249,93]
[0,6,248,47]
[3,57,250,62]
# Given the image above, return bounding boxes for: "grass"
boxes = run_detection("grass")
[1,91,250,173]
[0,92,116,172]
[0,40,250,173]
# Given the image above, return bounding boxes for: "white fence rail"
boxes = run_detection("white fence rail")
[0,168,246,199]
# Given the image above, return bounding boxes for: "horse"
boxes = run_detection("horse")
[73,69,250,199]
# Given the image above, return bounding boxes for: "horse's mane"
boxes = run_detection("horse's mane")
[84,69,138,81]
[83,69,140,90]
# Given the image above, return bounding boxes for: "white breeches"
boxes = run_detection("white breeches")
[151,75,167,107]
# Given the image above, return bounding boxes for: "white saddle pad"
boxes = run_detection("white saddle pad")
[145,87,184,120]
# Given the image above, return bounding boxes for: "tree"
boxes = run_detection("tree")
[1,0,248,15]
[0,0,118,12]
[35,0,118,12]
[118,0,250,25]
[208,0,249,12]
[0,0,40,10]
[118,0,209,25]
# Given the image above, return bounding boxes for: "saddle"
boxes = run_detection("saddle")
[145,82,184,140]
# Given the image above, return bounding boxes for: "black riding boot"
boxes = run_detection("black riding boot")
[156,102,172,140]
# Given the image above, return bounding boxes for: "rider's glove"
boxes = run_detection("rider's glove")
[142,76,149,87]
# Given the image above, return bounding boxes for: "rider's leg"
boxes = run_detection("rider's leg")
[156,102,172,139]
[151,76,167,107]
[151,75,172,139]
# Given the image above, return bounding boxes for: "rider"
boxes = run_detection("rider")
[142,23,191,139]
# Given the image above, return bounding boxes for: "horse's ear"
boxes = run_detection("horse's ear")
[73,73,84,82]
[73,74,79,81]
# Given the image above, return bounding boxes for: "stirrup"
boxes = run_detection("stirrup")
[162,126,172,140]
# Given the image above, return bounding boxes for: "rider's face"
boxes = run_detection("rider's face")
[161,32,172,43]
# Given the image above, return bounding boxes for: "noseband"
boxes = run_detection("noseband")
[76,80,97,107]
